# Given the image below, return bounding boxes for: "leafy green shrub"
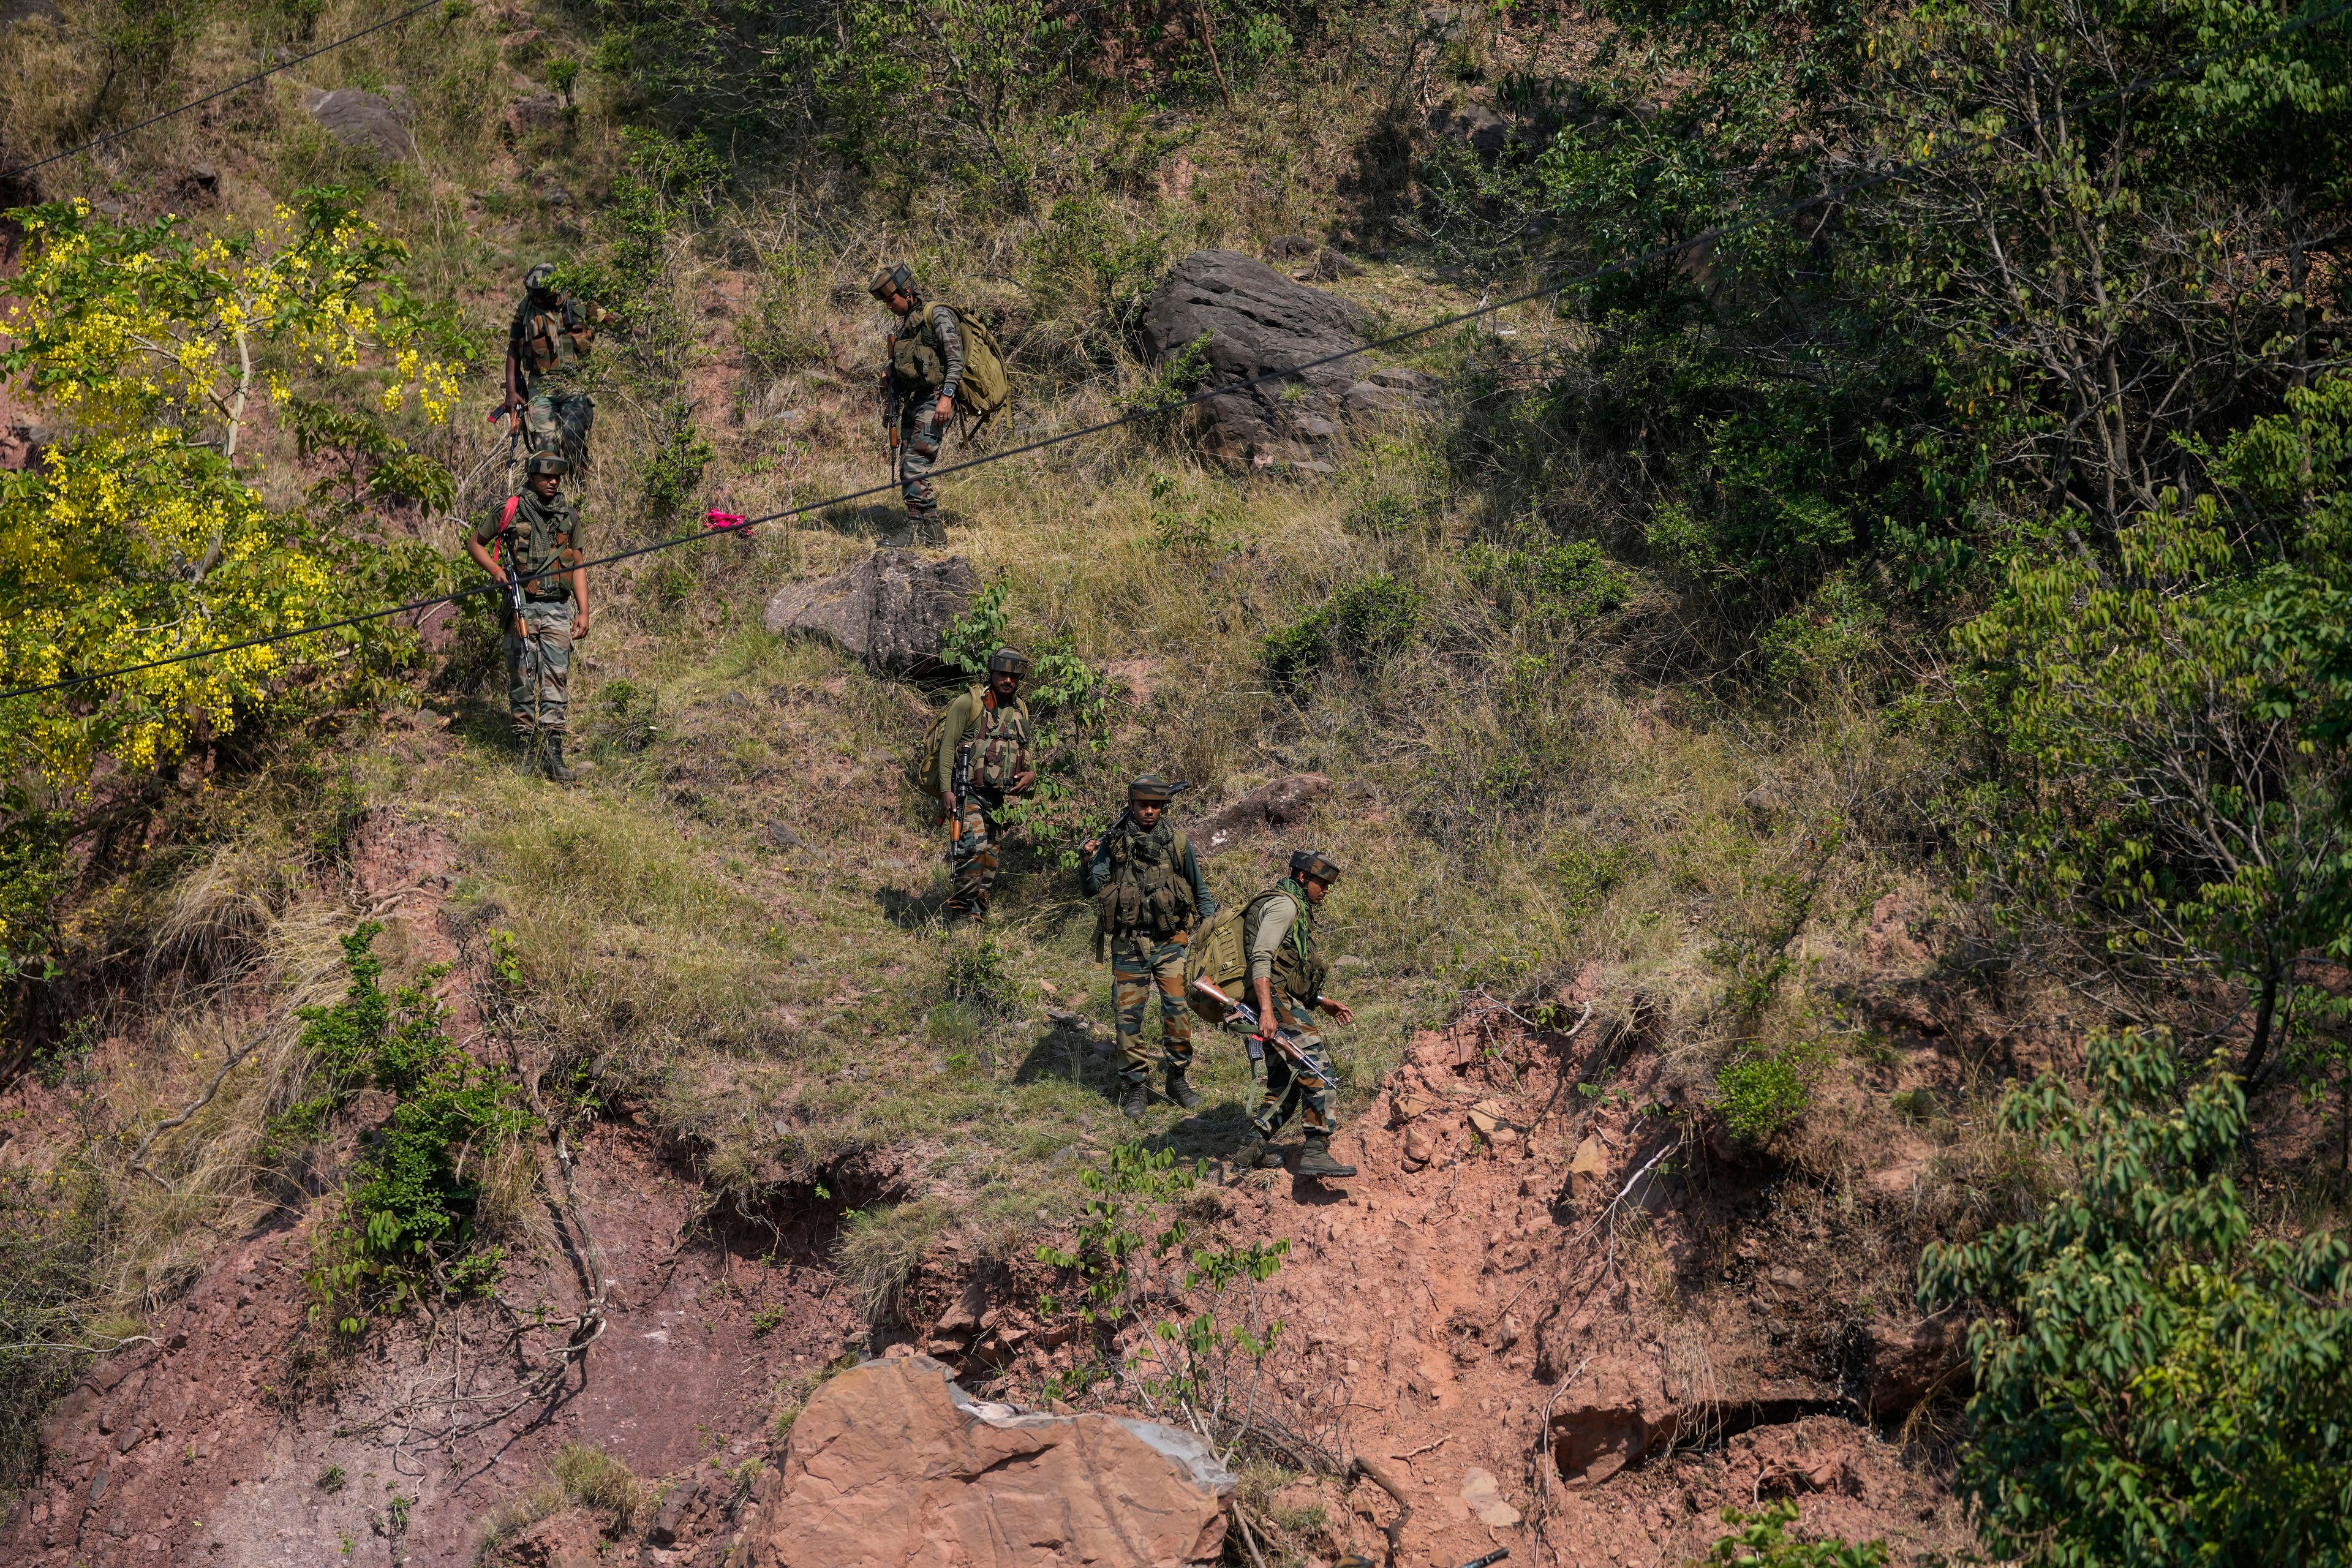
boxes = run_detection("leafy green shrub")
[1923,1028,2352,1565]
[1466,538,1631,624]
[639,400,713,522]
[1262,573,1425,690]
[1714,1040,1827,1145]
[1117,333,1213,426]
[941,584,1012,678]
[1704,1502,1885,1566]
[302,927,537,1335]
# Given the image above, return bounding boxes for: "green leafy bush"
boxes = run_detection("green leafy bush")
[1713,1041,1826,1145]
[301,927,536,1335]
[1263,573,1425,690]
[1922,1028,2352,1564]
[1465,538,1630,624]
[1704,1502,1885,1566]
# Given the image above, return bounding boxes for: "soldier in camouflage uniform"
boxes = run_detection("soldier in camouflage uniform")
[935,648,1035,921]
[503,263,611,472]
[1239,851,1357,1178]
[870,263,963,537]
[1085,776,1218,1120]
[465,452,594,782]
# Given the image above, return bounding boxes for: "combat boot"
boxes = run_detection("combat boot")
[1120,1082,1150,1120]
[1163,1066,1201,1109]
[1235,1133,1285,1170]
[541,734,578,783]
[1295,1135,1355,1179]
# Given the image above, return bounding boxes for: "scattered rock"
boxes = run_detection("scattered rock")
[304,88,413,160]
[1264,233,1321,259]
[647,1478,702,1547]
[1194,773,1332,854]
[0,419,50,473]
[1428,101,1511,157]
[494,1507,602,1568]
[1293,246,1362,283]
[506,92,564,138]
[763,549,979,678]
[1459,1467,1522,1527]
[167,164,220,209]
[1567,1136,1610,1199]
[742,1355,1233,1567]
[1139,251,1432,469]
[763,820,806,850]
[1403,1126,1435,1165]
[1860,1314,1969,1417]
[1335,953,1371,971]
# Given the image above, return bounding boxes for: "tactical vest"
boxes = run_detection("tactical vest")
[961,693,1031,794]
[1099,822,1197,943]
[1244,879,1327,1009]
[495,491,580,600]
[522,296,601,377]
[888,306,954,397]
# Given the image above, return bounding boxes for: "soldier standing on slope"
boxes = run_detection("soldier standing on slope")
[465,452,593,782]
[935,648,1036,921]
[503,262,612,472]
[1085,776,1218,1121]
[1238,851,1357,1179]
[871,263,963,540]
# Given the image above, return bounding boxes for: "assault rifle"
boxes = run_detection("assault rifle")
[1188,976,1327,1077]
[1080,781,1191,860]
[944,739,971,867]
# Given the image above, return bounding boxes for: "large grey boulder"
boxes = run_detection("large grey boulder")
[763,549,979,677]
[306,88,413,160]
[1140,249,1434,469]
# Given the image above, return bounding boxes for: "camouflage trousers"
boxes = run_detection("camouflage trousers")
[897,405,949,521]
[1251,995,1337,1139]
[506,598,573,737]
[1110,935,1194,1085]
[945,793,1001,919]
[525,379,594,470]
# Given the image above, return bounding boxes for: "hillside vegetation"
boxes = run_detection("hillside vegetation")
[3,0,2352,1559]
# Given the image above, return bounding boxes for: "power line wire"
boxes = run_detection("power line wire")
[0,0,444,183]
[3,0,2346,706]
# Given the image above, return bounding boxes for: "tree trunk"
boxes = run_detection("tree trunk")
[2243,962,2281,1084]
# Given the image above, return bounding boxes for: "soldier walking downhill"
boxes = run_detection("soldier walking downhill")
[1085,777,1218,1120]
[503,262,612,472]
[870,263,963,538]
[465,453,593,782]
[1238,851,1357,1178]
[935,648,1036,921]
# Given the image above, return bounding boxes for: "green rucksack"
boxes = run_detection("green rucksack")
[946,307,1011,423]
[1182,902,1251,1025]
[912,687,980,799]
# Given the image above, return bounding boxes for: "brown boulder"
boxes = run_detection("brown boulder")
[742,1356,1233,1567]
[762,549,979,677]
[1194,774,1332,856]
[1860,1314,1969,1416]
[497,1508,602,1568]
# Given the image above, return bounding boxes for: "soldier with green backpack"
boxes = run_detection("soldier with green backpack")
[869,263,1011,538]
[1185,850,1357,1178]
[1084,776,1218,1120]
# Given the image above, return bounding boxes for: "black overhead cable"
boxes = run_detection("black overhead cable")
[2,0,2347,706]
[0,0,445,184]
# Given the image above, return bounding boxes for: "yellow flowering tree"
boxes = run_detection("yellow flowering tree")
[0,189,466,788]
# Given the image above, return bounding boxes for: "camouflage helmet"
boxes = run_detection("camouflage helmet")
[525,451,570,478]
[868,263,916,302]
[524,262,559,295]
[1128,775,1175,804]
[986,647,1030,676]
[1288,850,1342,884]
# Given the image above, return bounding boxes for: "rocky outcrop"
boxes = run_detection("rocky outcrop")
[762,549,979,677]
[305,88,413,160]
[739,1355,1233,1567]
[1140,250,1433,470]
[1194,772,1332,855]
